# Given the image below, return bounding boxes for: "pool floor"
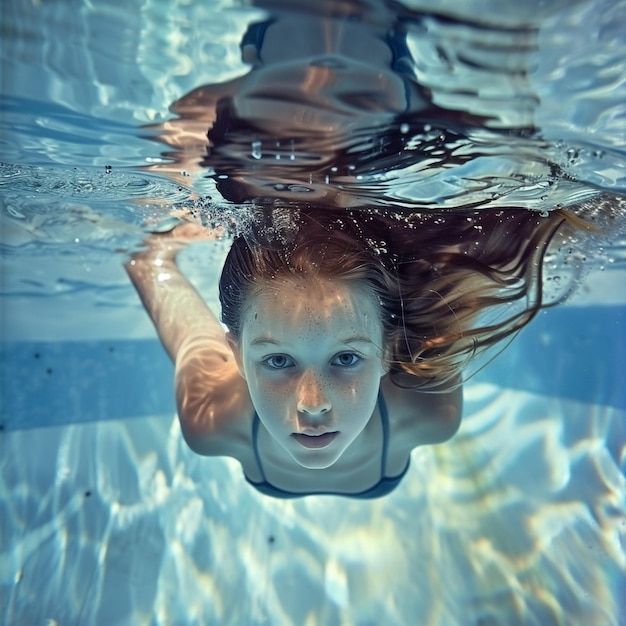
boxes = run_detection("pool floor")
[1,382,624,625]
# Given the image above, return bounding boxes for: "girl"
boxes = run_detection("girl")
[126,206,572,497]
[131,0,596,497]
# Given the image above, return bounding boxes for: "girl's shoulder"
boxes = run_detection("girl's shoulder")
[381,374,462,449]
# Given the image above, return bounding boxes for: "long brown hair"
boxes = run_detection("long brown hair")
[219,206,569,390]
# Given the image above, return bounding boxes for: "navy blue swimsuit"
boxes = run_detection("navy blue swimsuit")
[245,391,410,499]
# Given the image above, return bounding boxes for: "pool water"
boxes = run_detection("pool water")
[1,0,625,624]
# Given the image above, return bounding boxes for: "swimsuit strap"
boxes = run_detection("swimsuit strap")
[251,408,268,482]
[378,389,390,475]
[385,24,414,77]
[251,390,388,482]
[240,19,277,64]
[385,26,414,112]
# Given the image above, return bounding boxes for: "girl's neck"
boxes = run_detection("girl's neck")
[255,407,383,493]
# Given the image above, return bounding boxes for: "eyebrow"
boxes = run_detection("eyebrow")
[340,336,376,345]
[250,337,281,347]
[249,335,375,347]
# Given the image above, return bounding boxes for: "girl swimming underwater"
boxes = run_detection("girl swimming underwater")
[126,206,576,497]
[129,0,610,497]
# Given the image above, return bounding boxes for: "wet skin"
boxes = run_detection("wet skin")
[127,227,464,493]
[228,277,388,470]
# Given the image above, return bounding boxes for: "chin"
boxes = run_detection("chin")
[290,449,342,470]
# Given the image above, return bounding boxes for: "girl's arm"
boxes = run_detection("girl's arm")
[125,224,225,362]
[125,225,250,451]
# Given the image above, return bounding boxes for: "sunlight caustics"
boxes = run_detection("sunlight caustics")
[1,0,625,624]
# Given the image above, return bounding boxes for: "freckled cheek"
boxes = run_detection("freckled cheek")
[334,370,374,395]
[333,373,381,411]
[332,380,357,400]
[327,381,366,412]
[252,375,295,409]
[254,371,287,392]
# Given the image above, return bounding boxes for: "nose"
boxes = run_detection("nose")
[296,369,331,417]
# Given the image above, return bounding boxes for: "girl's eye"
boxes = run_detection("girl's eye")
[263,354,294,369]
[332,352,362,367]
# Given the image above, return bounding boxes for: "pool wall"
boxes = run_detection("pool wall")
[2,285,624,432]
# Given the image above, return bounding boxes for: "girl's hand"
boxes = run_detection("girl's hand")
[136,209,226,260]
[152,221,225,243]
[149,207,225,240]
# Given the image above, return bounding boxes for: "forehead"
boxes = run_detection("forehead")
[241,277,381,337]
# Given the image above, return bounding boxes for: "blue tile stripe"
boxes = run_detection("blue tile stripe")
[1,307,624,431]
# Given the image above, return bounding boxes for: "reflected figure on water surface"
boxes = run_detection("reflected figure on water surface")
[128,0,607,497]
[147,0,537,208]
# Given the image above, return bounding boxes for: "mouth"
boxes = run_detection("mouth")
[291,431,339,449]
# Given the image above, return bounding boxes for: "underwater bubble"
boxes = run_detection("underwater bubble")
[5,205,26,219]
[567,148,579,162]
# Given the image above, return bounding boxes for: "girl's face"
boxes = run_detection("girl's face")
[228,277,388,470]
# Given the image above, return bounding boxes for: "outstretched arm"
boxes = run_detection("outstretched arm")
[125,223,226,362]
[125,224,250,450]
